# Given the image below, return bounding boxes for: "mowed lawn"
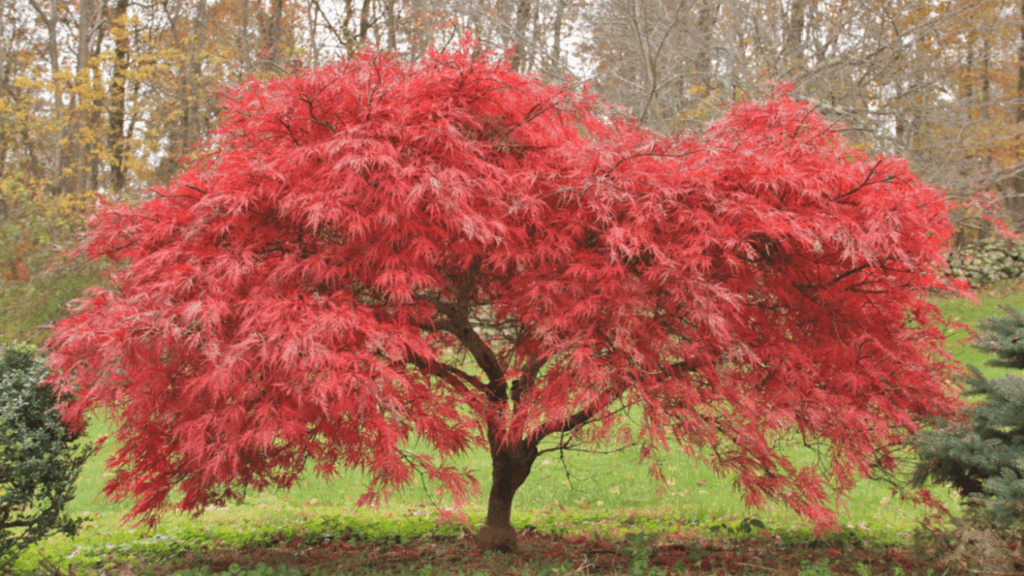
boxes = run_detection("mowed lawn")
[12,282,1024,574]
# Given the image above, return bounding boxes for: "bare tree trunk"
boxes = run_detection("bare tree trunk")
[550,0,567,69]
[159,0,210,182]
[87,26,105,194]
[358,0,372,42]
[385,0,397,50]
[1011,0,1024,232]
[475,437,539,551]
[72,0,95,196]
[783,0,805,70]
[240,0,253,77]
[76,0,94,74]
[0,0,7,89]
[695,0,720,91]
[983,38,991,113]
[474,376,602,552]
[0,0,6,177]
[307,0,319,68]
[185,0,209,142]
[629,0,655,122]
[108,0,131,196]
[27,0,65,194]
[964,36,974,101]
[507,0,533,70]
[268,0,285,69]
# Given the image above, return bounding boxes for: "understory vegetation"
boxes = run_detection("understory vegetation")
[2,283,1022,575]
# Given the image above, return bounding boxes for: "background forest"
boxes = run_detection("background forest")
[3,0,1024,342]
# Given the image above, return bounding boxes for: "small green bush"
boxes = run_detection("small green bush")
[0,343,91,570]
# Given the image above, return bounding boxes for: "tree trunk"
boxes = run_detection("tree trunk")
[108,0,130,196]
[550,0,566,70]
[185,0,209,143]
[507,0,533,71]
[475,439,538,551]
[1011,0,1024,232]
[25,0,65,194]
[385,0,397,50]
[267,0,285,69]
[240,0,253,78]
[783,0,805,69]
[694,1,720,92]
[71,0,95,196]
[358,0,372,42]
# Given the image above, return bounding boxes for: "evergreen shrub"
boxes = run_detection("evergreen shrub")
[0,343,91,570]
[913,305,1024,524]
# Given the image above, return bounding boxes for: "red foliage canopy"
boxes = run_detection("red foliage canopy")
[47,42,965,533]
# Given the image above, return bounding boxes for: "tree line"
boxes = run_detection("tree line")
[2,0,1024,340]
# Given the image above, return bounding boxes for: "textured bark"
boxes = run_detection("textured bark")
[507,0,533,71]
[476,440,538,551]
[71,0,95,196]
[358,0,373,41]
[1010,0,1024,232]
[783,0,805,66]
[108,0,130,196]
[550,0,567,67]
[239,0,253,76]
[384,0,397,50]
[267,0,285,69]
[184,0,208,140]
[694,1,720,91]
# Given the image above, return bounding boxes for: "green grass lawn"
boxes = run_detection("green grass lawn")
[11,282,1024,574]
[929,280,1024,380]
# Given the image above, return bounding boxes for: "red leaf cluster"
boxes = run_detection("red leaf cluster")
[46,39,967,531]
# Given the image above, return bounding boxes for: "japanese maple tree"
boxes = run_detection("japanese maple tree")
[47,41,967,551]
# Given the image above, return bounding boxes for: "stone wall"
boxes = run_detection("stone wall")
[946,239,1024,287]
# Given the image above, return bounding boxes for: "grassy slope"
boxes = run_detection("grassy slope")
[12,282,1024,573]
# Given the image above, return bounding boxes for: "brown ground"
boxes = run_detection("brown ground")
[89,525,1024,576]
